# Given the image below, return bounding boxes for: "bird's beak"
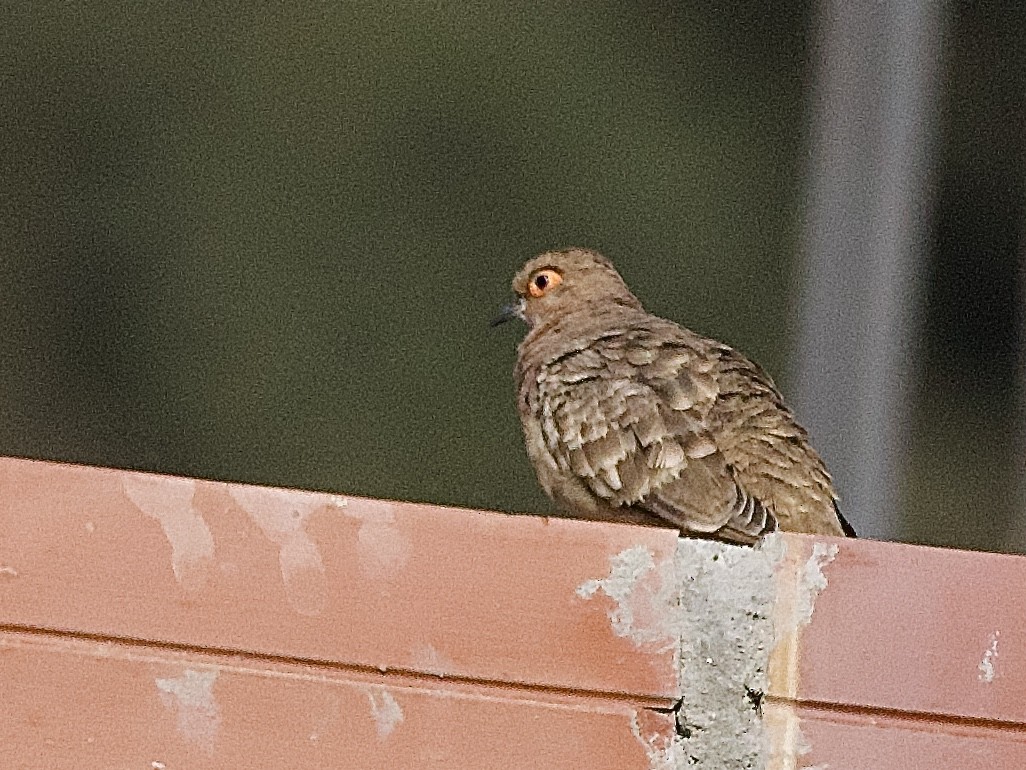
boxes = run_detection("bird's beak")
[490,298,525,327]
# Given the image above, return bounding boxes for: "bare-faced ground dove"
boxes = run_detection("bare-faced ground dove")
[493,247,855,544]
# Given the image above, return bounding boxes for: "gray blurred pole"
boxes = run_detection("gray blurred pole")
[794,0,945,539]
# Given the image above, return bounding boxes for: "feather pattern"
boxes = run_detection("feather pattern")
[510,248,851,544]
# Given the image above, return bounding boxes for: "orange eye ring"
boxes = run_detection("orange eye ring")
[527,268,563,298]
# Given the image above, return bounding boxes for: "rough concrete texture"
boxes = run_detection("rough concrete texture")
[579,535,797,768]
[672,534,786,769]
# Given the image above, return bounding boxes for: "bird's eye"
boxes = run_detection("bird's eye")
[528,269,563,298]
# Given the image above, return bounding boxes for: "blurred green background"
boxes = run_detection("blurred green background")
[1,2,1023,552]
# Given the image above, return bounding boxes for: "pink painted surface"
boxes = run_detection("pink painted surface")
[1,629,669,769]
[5,455,1026,767]
[788,536,1026,724]
[0,457,678,703]
[796,705,1026,769]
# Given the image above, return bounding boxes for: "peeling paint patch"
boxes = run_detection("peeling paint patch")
[229,485,328,616]
[764,692,818,770]
[155,668,221,751]
[0,565,18,579]
[124,475,215,593]
[341,499,412,581]
[630,709,684,770]
[793,542,839,632]
[366,687,403,739]
[577,545,676,648]
[410,643,455,678]
[770,538,839,715]
[979,631,1000,683]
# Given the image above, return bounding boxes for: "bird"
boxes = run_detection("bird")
[492,247,855,545]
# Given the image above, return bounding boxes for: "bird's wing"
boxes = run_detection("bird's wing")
[638,336,781,543]
[545,330,775,544]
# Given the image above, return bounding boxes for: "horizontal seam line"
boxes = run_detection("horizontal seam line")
[0,623,676,710]
[767,694,1026,735]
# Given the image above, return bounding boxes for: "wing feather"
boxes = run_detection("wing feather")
[541,324,778,543]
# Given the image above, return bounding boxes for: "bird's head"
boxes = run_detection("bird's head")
[492,247,643,329]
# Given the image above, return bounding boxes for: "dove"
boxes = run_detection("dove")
[493,247,855,544]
